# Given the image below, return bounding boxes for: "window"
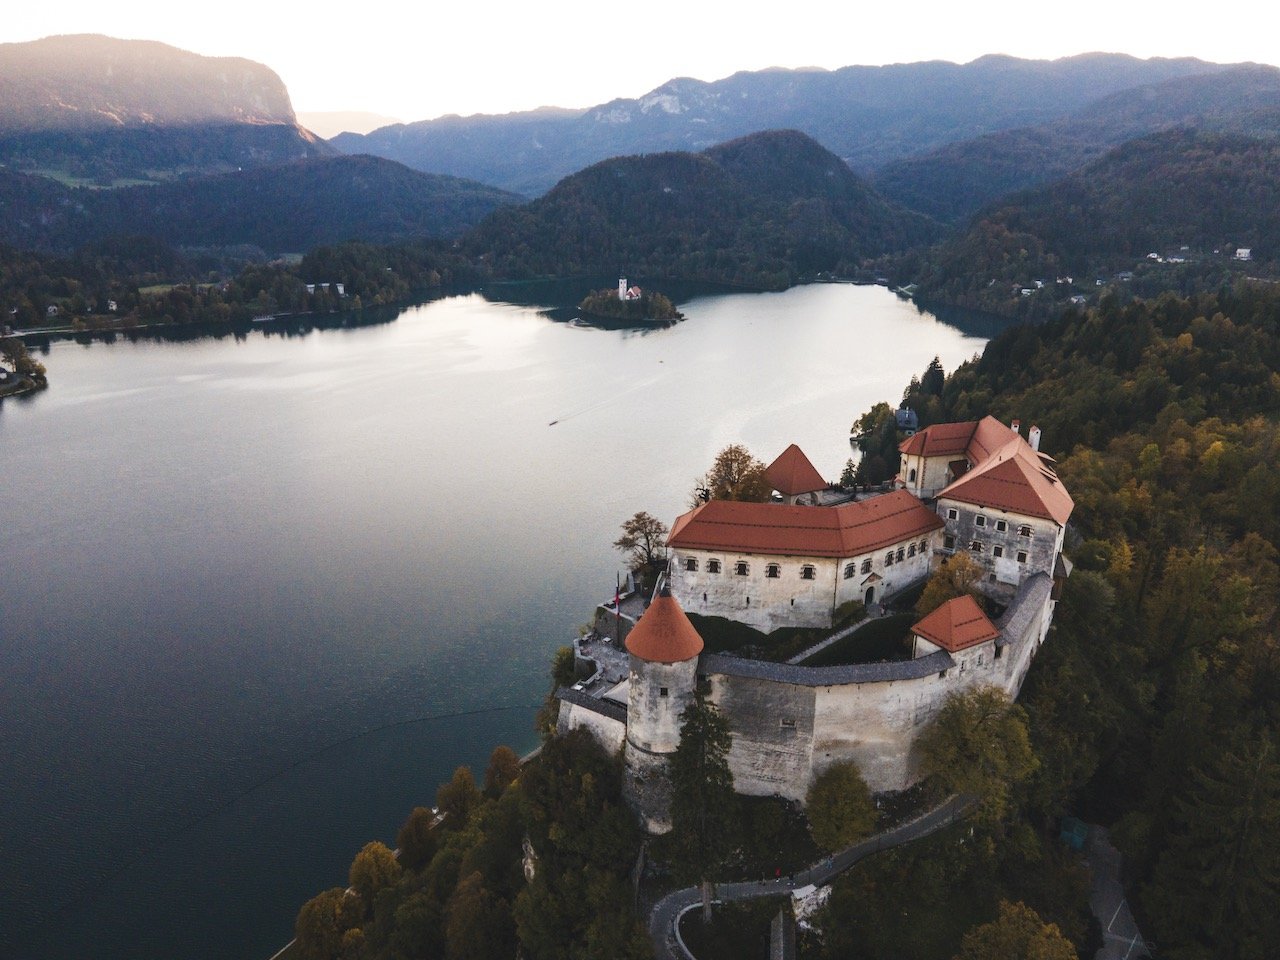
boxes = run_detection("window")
[975,515,987,528]
[659,687,668,697]
[780,718,796,729]
[684,557,698,572]
[1019,525,1032,538]
[907,543,916,557]
[977,654,984,667]
[993,545,1004,558]
[995,520,1007,532]
[896,547,905,562]
[947,508,959,520]
[735,561,749,576]
[944,535,956,550]
[800,565,816,580]
[909,468,917,482]
[970,541,983,553]
[995,645,1003,661]
[920,540,929,553]
[885,552,895,566]
[1016,551,1028,564]
[844,562,856,579]
[861,559,872,574]
[707,559,721,574]
[765,563,781,579]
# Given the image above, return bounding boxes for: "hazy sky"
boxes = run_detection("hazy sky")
[7,1,1276,123]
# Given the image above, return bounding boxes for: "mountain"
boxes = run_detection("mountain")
[297,111,403,138]
[907,129,1280,316]
[0,155,520,254]
[0,35,331,183]
[332,54,1229,195]
[873,65,1280,223]
[462,129,938,289]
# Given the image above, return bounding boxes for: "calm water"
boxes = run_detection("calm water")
[0,284,988,959]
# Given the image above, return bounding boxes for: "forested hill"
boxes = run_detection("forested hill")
[0,34,330,183]
[0,156,521,254]
[462,129,938,289]
[902,129,1280,319]
[873,65,1280,223]
[333,54,1227,196]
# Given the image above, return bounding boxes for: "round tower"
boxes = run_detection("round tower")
[622,590,704,833]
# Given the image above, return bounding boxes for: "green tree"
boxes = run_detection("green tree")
[953,900,1078,960]
[694,444,769,505]
[484,744,521,798]
[919,686,1037,824]
[445,870,515,960]
[916,552,985,616]
[294,887,363,960]
[395,805,439,871]
[613,510,669,570]
[437,766,483,827]
[348,840,401,914]
[670,694,738,884]
[806,761,877,852]
[1143,729,1280,959]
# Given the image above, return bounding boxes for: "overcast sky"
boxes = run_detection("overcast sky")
[7,1,1276,123]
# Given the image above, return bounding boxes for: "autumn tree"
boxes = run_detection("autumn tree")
[953,900,1078,960]
[919,686,1037,824]
[484,744,521,797]
[693,443,769,505]
[396,805,440,871]
[917,552,985,616]
[437,766,482,827]
[348,840,402,914]
[806,761,877,852]
[613,511,669,571]
[445,870,516,960]
[294,887,362,960]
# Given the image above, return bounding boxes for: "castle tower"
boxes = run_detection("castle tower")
[622,590,704,833]
[618,276,628,301]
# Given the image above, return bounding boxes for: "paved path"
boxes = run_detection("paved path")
[648,794,973,959]
[1084,826,1150,960]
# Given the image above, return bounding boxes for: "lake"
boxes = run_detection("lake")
[0,283,990,959]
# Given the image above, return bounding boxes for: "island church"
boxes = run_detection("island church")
[557,416,1074,832]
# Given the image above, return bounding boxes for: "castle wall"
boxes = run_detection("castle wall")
[556,700,626,753]
[626,656,698,754]
[936,500,1063,599]
[669,535,935,633]
[707,673,816,800]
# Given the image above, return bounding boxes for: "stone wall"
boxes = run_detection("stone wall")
[936,500,1063,599]
[669,536,934,634]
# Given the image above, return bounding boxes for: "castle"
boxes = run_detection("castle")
[557,415,1074,832]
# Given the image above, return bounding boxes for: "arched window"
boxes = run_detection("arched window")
[908,543,916,557]
[861,559,872,574]
[885,552,895,566]
[909,468,917,482]
[896,547,905,562]
[843,562,856,579]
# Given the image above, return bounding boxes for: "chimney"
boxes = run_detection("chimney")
[1010,418,1021,435]
[1029,425,1042,451]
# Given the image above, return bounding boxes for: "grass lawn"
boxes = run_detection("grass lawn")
[799,613,916,667]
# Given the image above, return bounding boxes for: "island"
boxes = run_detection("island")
[578,278,684,322]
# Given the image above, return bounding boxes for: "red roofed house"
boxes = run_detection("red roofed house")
[763,443,827,505]
[668,487,943,632]
[910,595,999,667]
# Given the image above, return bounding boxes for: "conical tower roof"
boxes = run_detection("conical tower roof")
[764,443,826,496]
[911,595,999,652]
[625,592,704,663]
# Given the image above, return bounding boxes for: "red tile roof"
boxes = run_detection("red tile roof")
[911,595,999,652]
[898,415,1015,463]
[938,437,1074,525]
[625,593,704,663]
[668,489,943,559]
[764,443,826,495]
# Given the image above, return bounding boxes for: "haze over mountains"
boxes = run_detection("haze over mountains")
[3,34,1280,312]
[333,54,1237,196]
